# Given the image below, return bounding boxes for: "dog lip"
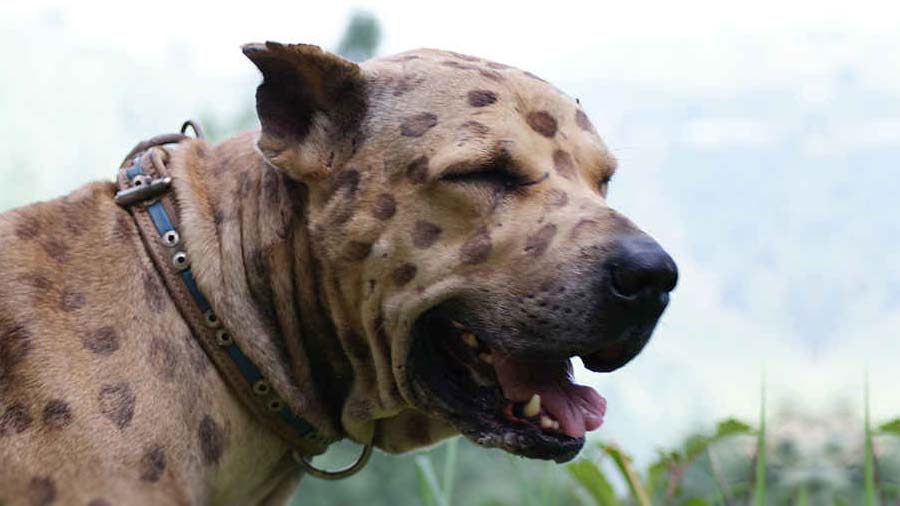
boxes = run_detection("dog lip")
[406,305,589,460]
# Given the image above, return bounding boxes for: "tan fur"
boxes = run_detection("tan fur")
[0,43,636,504]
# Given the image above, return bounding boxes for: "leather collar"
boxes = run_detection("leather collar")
[114,123,341,460]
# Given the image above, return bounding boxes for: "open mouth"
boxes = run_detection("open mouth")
[407,305,608,462]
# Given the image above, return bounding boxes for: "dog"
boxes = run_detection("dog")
[0,42,677,505]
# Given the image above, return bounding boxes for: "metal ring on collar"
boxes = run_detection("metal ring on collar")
[215,329,233,346]
[252,380,270,395]
[172,251,190,271]
[293,443,374,481]
[203,309,221,328]
[181,120,205,139]
[162,230,180,247]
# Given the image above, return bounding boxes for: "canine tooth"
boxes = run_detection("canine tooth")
[451,320,466,329]
[551,420,560,430]
[523,394,541,418]
[540,415,554,430]
[478,352,494,364]
[461,332,479,348]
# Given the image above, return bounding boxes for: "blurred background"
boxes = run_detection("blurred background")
[2,1,899,504]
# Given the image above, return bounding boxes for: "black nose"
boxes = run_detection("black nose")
[607,235,678,300]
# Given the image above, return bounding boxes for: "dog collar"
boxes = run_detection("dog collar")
[114,121,372,479]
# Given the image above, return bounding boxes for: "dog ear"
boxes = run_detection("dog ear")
[242,41,367,179]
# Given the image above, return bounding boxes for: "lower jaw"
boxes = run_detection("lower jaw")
[411,379,585,462]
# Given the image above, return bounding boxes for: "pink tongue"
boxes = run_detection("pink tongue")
[493,356,606,438]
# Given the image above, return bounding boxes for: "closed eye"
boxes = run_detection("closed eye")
[438,155,534,190]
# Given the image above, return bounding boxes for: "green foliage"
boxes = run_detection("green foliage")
[336,11,382,62]
[752,381,767,506]
[568,460,617,506]
[864,377,879,506]
[876,418,900,436]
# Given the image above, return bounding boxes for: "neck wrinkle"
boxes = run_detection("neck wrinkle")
[177,132,352,441]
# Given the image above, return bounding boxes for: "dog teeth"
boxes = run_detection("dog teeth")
[461,332,479,348]
[478,352,494,365]
[539,414,560,431]
[451,320,466,330]
[523,394,541,418]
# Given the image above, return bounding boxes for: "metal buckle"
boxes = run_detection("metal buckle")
[293,442,373,480]
[114,176,172,207]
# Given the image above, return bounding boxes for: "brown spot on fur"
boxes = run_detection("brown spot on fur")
[343,241,372,262]
[467,89,498,107]
[0,402,32,436]
[42,400,73,429]
[198,415,225,466]
[526,111,558,138]
[552,150,575,179]
[143,271,166,313]
[385,54,420,63]
[15,216,41,240]
[576,109,597,133]
[393,73,426,96]
[478,69,504,82]
[334,170,360,195]
[28,476,56,506]
[0,323,32,389]
[441,60,474,70]
[405,156,430,183]
[20,273,52,291]
[400,112,438,137]
[460,228,492,265]
[88,499,112,506]
[42,238,70,264]
[148,336,178,380]
[98,383,136,430]
[448,51,480,62]
[58,288,86,313]
[391,263,418,287]
[412,221,442,249]
[456,121,490,146]
[139,445,167,483]
[81,327,119,356]
[571,218,600,240]
[524,223,558,257]
[372,193,397,220]
[545,189,569,208]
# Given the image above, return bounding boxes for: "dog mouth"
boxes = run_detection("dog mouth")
[407,305,609,462]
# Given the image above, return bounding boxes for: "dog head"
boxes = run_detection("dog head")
[243,42,677,462]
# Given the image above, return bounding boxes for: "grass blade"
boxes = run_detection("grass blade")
[442,438,459,505]
[416,455,448,506]
[864,373,879,506]
[567,459,618,506]
[602,443,651,506]
[751,377,766,506]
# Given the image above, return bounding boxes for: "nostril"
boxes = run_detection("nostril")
[610,264,645,299]
[606,235,678,300]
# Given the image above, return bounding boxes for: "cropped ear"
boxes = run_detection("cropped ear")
[242,41,367,179]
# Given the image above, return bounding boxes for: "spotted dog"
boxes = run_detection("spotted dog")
[0,42,677,505]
